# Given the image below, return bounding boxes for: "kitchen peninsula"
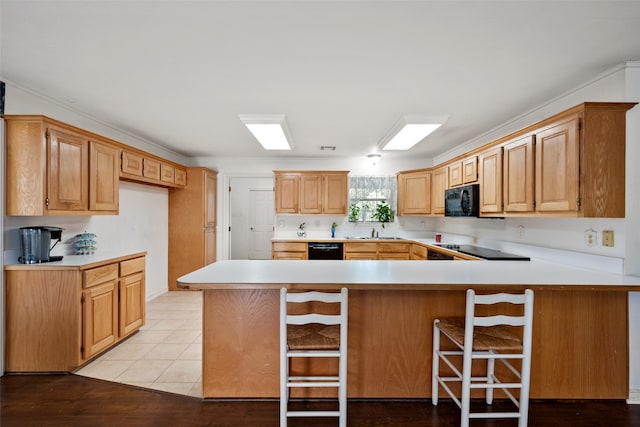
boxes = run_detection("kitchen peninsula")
[178,258,640,400]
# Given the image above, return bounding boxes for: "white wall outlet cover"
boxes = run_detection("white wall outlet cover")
[584,229,597,246]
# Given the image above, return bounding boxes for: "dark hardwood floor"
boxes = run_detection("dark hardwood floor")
[1,374,639,426]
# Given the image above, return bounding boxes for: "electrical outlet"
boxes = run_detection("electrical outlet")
[584,229,597,246]
[602,230,615,247]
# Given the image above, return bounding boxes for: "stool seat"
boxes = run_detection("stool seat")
[288,323,340,351]
[437,317,522,351]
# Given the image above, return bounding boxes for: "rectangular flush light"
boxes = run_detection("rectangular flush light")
[378,114,449,150]
[239,114,294,150]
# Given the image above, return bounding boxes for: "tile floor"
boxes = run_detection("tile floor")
[75,290,203,397]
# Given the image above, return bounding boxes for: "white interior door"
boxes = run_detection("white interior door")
[248,190,275,259]
[229,177,274,259]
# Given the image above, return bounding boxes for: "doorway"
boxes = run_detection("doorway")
[229,177,274,259]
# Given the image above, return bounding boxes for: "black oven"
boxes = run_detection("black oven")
[444,184,479,217]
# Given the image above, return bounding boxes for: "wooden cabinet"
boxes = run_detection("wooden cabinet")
[535,117,580,214]
[275,173,300,213]
[169,167,218,291]
[323,173,349,214]
[503,135,535,213]
[5,253,146,372]
[119,257,146,337]
[344,242,377,260]
[479,146,503,215]
[448,162,463,187]
[344,241,410,260]
[120,149,187,189]
[431,167,448,215]
[300,174,323,214]
[463,156,478,184]
[89,140,120,212]
[378,242,411,260]
[397,170,431,216]
[274,171,349,214]
[272,242,307,260]
[5,116,118,215]
[410,243,428,260]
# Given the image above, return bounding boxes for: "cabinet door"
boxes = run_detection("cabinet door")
[479,146,503,214]
[89,140,119,212]
[449,162,463,187]
[398,171,431,215]
[323,173,348,214]
[431,167,448,215]
[275,173,299,213]
[121,150,143,176]
[204,171,217,227]
[536,118,580,213]
[503,136,535,212]
[119,272,145,337]
[299,174,323,214]
[204,228,216,265]
[273,251,307,260]
[82,281,118,359]
[463,156,478,184]
[143,158,161,180]
[47,127,88,211]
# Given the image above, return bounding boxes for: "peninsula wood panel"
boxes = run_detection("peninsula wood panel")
[200,288,628,399]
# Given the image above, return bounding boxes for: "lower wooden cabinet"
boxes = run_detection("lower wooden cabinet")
[5,253,146,372]
[272,242,307,260]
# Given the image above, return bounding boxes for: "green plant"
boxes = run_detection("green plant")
[348,204,361,222]
[373,202,394,229]
[298,222,306,230]
[331,222,338,228]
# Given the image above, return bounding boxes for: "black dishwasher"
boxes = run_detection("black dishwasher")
[308,242,344,260]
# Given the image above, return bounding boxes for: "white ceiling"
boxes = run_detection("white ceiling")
[2,1,640,161]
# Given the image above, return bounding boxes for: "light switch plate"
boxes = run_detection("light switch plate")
[602,230,614,247]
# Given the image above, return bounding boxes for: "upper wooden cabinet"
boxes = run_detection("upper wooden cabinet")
[503,135,535,213]
[431,167,448,215]
[448,161,463,187]
[478,146,503,215]
[5,116,118,216]
[120,149,187,189]
[274,171,349,214]
[397,169,431,216]
[463,156,478,184]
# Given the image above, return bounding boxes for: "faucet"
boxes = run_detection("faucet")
[371,227,376,238]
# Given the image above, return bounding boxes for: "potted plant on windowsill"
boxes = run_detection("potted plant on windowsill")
[373,202,394,229]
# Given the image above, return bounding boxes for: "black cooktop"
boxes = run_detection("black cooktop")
[434,244,530,261]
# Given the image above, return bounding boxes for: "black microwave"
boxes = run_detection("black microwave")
[444,184,479,217]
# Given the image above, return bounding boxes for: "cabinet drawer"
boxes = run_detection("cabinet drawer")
[345,242,377,253]
[120,257,146,276]
[272,242,307,252]
[378,243,411,253]
[84,263,118,288]
[379,253,411,260]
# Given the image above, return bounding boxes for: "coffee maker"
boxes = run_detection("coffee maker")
[18,226,64,264]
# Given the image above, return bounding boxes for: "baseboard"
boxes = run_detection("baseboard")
[627,389,640,404]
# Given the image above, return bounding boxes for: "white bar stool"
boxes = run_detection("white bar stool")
[432,289,534,427]
[280,288,348,427]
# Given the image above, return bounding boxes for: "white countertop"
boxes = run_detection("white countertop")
[3,251,147,270]
[178,259,640,290]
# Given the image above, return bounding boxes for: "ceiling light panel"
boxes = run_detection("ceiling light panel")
[378,114,449,151]
[239,114,294,150]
